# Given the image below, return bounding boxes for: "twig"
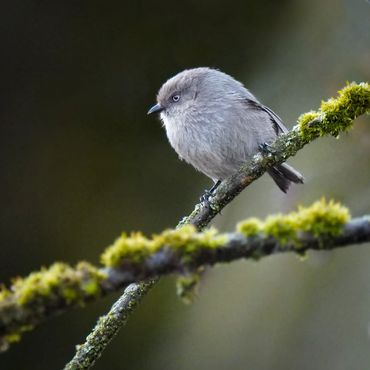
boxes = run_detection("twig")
[64,280,156,370]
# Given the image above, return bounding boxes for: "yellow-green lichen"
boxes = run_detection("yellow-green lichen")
[264,214,298,245]
[62,287,79,304]
[0,195,355,352]
[102,199,350,267]
[0,286,11,301]
[81,279,101,297]
[0,261,106,352]
[4,333,21,345]
[237,199,350,248]
[12,262,106,306]
[294,199,350,237]
[297,111,322,141]
[298,82,370,141]
[176,272,202,304]
[101,224,227,268]
[101,232,153,267]
[236,217,263,236]
[1,324,35,352]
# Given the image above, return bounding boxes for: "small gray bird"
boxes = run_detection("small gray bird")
[148,67,303,194]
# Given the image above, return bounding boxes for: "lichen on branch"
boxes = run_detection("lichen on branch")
[0,263,106,352]
[298,82,370,140]
[2,199,370,352]
[101,199,348,268]
[100,226,226,268]
[237,198,350,246]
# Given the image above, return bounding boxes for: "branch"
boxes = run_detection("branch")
[0,82,368,363]
[70,207,370,294]
[100,216,370,277]
[63,280,156,370]
[1,200,370,353]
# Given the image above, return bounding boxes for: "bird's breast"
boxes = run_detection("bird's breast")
[163,115,200,161]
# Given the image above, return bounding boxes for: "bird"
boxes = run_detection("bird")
[148,67,303,196]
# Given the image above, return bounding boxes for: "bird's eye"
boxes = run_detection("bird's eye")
[172,94,180,102]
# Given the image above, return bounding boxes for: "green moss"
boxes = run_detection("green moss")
[294,199,350,237]
[0,286,11,301]
[236,217,263,236]
[101,224,227,268]
[264,214,298,245]
[1,324,35,352]
[237,199,350,249]
[4,333,21,345]
[297,111,322,141]
[76,261,107,298]
[152,225,200,254]
[298,82,370,141]
[101,199,351,267]
[12,262,106,306]
[101,232,153,267]
[176,272,202,304]
[62,287,78,303]
[81,280,100,296]
[0,193,355,351]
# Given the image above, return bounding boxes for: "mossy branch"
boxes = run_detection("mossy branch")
[0,82,368,364]
[1,200,370,354]
[63,280,156,370]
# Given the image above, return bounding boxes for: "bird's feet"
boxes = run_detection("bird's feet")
[199,180,222,205]
[200,189,212,204]
[259,142,274,154]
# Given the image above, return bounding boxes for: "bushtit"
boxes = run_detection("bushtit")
[148,67,303,194]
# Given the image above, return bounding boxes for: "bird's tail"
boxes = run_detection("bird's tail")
[267,163,304,193]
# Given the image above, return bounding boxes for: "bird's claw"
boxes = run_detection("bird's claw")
[259,142,274,154]
[200,180,221,207]
[200,189,212,204]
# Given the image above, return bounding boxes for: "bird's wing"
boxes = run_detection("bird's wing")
[246,99,288,135]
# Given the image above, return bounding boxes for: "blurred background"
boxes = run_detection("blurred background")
[0,0,370,369]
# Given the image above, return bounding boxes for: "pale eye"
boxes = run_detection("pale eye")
[172,94,180,102]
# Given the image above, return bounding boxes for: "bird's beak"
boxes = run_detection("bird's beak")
[147,103,164,115]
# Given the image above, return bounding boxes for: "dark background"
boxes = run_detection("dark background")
[1,1,370,369]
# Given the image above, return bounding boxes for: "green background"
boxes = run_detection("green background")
[1,1,370,369]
